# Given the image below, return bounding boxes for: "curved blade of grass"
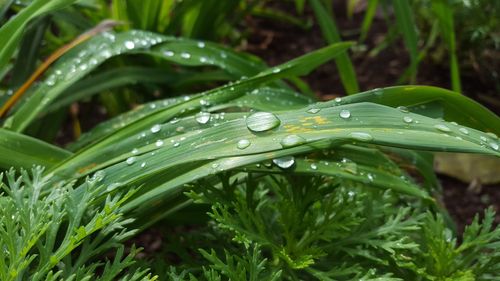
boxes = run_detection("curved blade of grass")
[310,0,359,94]
[45,67,201,113]
[431,0,461,93]
[149,40,267,77]
[49,42,353,167]
[5,31,274,132]
[48,102,499,213]
[5,30,171,131]
[359,0,379,42]
[392,0,419,83]
[0,0,79,72]
[334,86,500,135]
[0,128,71,169]
[67,86,311,152]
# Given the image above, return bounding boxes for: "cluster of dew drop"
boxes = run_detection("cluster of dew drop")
[121,95,499,172]
[160,40,224,65]
[40,31,165,106]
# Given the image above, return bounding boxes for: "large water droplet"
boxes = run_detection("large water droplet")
[164,50,174,57]
[150,124,161,133]
[339,109,351,119]
[349,132,373,142]
[197,41,206,48]
[131,148,139,154]
[280,134,306,147]
[195,112,211,124]
[434,124,451,132]
[273,156,295,169]
[124,41,135,49]
[155,140,164,147]
[334,97,342,103]
[140,162,146,168]
[180,52,191,59]
[246,112,281,132]
[310,163,318,170]
[237,139,251,149]
[403,116,413,123]
[126,157,136,165]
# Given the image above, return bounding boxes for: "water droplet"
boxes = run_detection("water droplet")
[220,52,227,59]
[280,134,306,147]
[164,50,174,57]
[273,156,295,169]
[90,170,106,182]
[272,68,281,73]
[367,173,374,182]
[403,116,413,123]
[140,162,146,168]
[150,124,161,133]
[195,112,211,124]
[246,112,281,132]
[349,132,373,142]
[173,142,180,147]
[310,163,318,170]
[126,157,136,165]
[200,57,208,63]
[307,108,321,114]
[489,142,499,151]
[180,52,191,59]
[434,124,451,132]
[339,109,351,119]
[237,139,251,149]
[155,140,164,147]
[125,41,135,49]
[197,41,205,48]
[334,97,342,103]
[397,106,409,113]
[459,128,469,135]
[131,148,139,154]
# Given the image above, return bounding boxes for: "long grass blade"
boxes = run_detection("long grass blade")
[392,0,419,83]
[310,0,359,94]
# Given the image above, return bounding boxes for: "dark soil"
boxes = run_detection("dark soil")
[240,1,500,232]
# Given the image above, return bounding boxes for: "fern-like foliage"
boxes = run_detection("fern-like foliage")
[0,166,156,281]
[163,172,500,281]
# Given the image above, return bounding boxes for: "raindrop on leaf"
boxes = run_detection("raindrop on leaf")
[150,124,161,133]
[339,109,351,119]
[280,134,306,147]
[126,157,136,165]
[237,139,251,149]
[273,156,295,169]
[195,112,211,124]
[434,124,451,132]
[246,112,281,132]
[349,132,373,142]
